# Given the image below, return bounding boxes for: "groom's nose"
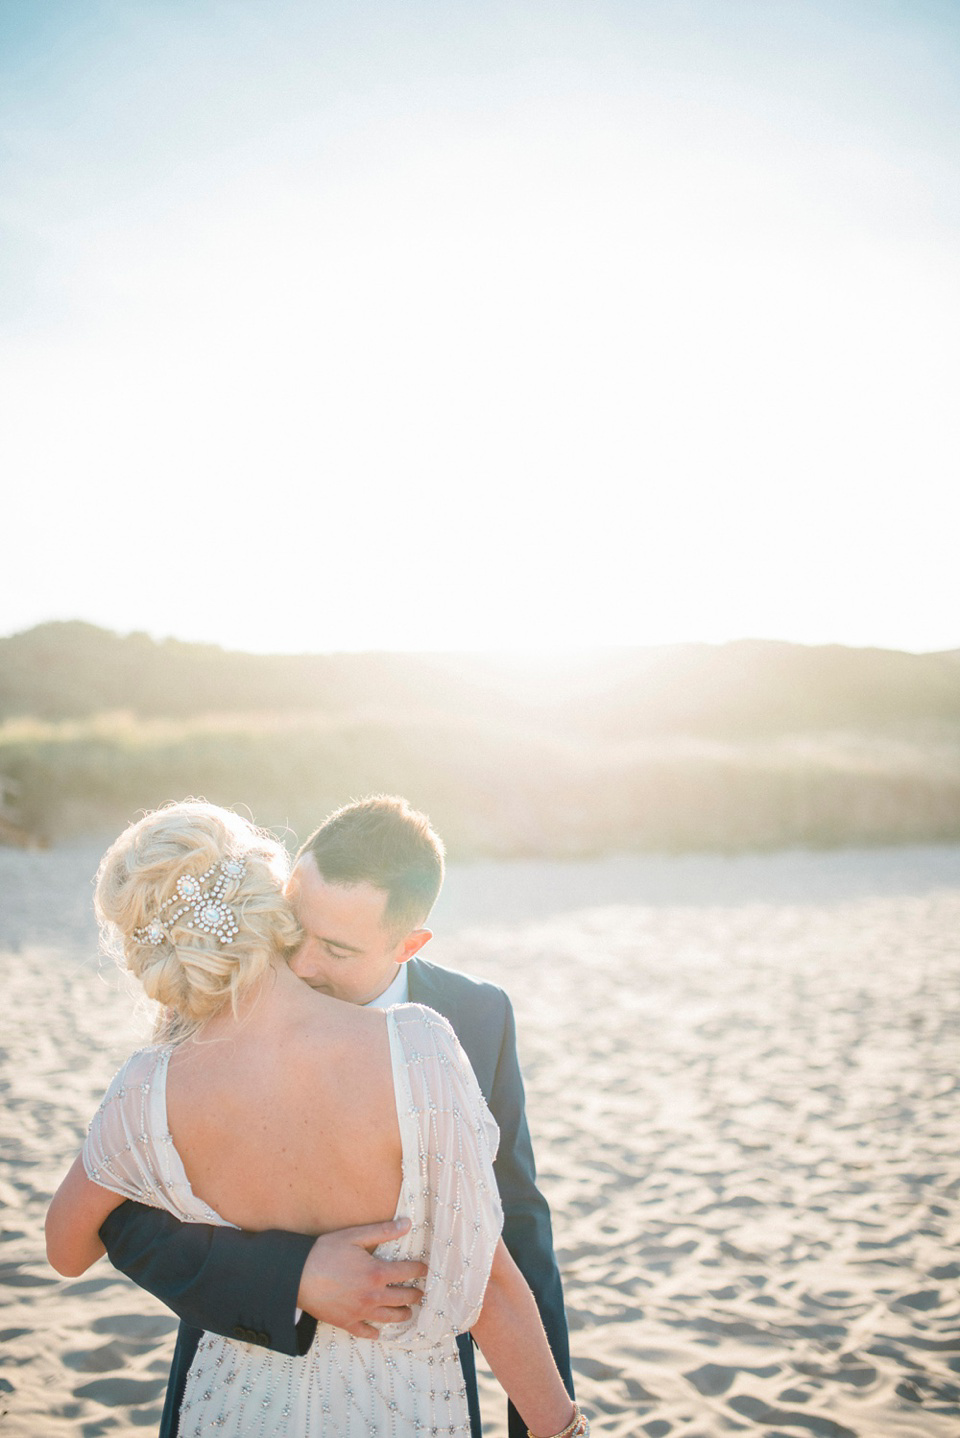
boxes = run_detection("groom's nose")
[289,936,323,980]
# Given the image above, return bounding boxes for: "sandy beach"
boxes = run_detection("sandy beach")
[2,840,959,1437]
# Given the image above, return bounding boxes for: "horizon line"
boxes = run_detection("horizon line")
[2,618,958,662]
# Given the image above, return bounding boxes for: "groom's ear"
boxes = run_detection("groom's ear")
[396,928,432,964]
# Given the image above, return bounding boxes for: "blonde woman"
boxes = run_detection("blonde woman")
[46,802,586,1438]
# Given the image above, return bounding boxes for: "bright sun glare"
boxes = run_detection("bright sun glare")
[2,3,959,654]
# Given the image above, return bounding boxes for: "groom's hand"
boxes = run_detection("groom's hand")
[297,1217,427,1338]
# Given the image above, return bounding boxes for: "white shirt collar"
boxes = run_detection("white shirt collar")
[366,964,409,1009]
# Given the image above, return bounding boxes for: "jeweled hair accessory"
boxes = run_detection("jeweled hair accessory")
[132,858,245,947]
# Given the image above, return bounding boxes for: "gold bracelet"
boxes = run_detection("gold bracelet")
[528,1404,588,1438]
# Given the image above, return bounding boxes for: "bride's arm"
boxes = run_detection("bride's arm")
[472,1238,579,1438]
[46,1153,125,1277]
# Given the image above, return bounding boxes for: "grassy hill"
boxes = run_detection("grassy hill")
[2,622,959,854]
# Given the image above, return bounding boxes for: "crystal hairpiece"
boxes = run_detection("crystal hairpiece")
[132,858,245,947]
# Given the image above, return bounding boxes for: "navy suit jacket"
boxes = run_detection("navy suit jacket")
[100,957,573,1437]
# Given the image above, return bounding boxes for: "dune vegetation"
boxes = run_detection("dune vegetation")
[1,622,959,854]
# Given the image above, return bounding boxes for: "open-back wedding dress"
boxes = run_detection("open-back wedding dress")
[83,1003,503,1437]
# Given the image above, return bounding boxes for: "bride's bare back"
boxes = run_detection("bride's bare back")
[165,963,402,1234]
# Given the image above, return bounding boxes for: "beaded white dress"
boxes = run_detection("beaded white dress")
[83,1003,503,1437]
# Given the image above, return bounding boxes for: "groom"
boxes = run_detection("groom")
[100,795,573,1438]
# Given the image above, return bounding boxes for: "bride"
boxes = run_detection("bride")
[45,801,587,1438]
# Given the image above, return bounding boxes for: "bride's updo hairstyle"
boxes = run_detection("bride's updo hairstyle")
[96,801,302,1040]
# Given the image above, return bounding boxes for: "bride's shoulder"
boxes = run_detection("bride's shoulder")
[95,1043,171,1108]
[387,1002,462,1061]
[387,1004,494,1139]
[388,1000,454,1034]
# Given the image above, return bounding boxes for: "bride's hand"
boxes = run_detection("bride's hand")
[297,1216,428,1338]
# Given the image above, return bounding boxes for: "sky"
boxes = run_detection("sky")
[2,0,958,656]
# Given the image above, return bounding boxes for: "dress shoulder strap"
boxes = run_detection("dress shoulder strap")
[82,1045,231,1225]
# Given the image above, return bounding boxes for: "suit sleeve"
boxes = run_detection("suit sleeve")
[486,993,575,1438]
[99,1201,318,1357]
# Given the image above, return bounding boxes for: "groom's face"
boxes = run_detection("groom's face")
[285,852,428,1006]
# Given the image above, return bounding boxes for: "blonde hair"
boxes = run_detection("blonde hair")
[96,801,302,1041]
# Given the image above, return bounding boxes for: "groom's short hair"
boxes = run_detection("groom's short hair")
[297,795,445,935]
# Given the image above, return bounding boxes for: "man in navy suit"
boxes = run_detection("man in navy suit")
[100,796,573,1438]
